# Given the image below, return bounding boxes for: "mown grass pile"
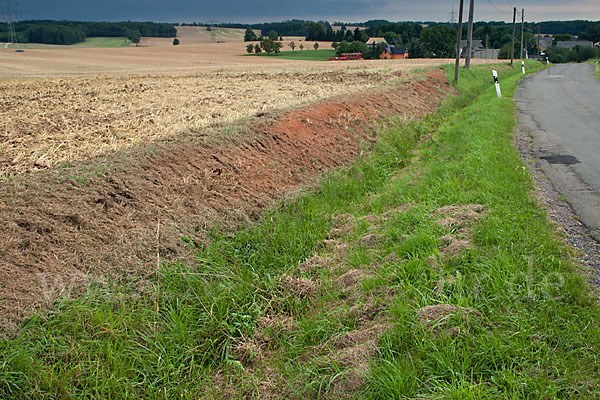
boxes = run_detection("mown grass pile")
[2,60,600,399]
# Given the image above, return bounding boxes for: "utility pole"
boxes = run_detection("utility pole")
[510,7,516,65]
[465,0,475,69]
[537,23,541,56]
[454,0,465,84]
[520,9,525,60]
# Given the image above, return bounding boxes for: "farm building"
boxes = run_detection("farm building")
[380,45,408,60]
[460,39,499,59]
[536,36,554,52]
[556,40,594,49]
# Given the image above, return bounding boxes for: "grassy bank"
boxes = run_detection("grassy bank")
[248,49,334,61]
[3,61,600,399]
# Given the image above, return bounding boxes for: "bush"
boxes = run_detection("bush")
[545,45,599,63]
[173,38,180,46]
[335,40,368,57]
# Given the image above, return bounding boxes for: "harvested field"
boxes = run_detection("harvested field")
[0,68,416,177]
[0,69,455,331]
[174,26,252,44]
[0,41,497,79]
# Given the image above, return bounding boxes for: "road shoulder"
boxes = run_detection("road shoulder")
[514,123,600,291]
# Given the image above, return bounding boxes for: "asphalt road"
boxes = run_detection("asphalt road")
[516,63,600,241]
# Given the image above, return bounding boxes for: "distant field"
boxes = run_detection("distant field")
[175,26,250,44]
[12,37,131,49]
[250,49,335,61]
[70,37,132,48]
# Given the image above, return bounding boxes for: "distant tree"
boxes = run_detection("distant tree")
[383,31,400,45]
[552,34,573,44]
[306,22,326,41]
[261,37,277,54]
[274,41,283,53]
[331,41,338,49]
[173,38,180,45]
[254,43,261,53]
[586,23,600,43]
[289,41,296,52]
[314,42,319,50]
[408,37,423,58]
[498,41,520,59]
[268,30,278,41]
[344,30,354,42]
[419,24,456,58]
[246,43,254,53]
[129,31,141,44]
[299,43,304,51]
[279,36,283,41]
[244,27,257,42]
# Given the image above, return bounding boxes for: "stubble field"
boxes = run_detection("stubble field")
[0,42,496,178]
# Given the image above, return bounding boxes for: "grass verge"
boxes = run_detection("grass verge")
[248,49,335,61]
[2,61,599,399]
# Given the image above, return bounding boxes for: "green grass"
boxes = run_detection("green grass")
[14,37,131,49]
[2,60,600,399]
[248,49,335,61]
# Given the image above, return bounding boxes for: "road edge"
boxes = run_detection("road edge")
[513,121,600,292]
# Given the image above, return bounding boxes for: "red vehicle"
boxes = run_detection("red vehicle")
[329,52,364,61]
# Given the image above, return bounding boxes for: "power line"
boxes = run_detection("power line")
[487,0,513,16]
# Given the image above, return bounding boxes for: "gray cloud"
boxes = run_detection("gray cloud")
[11,0,600,23]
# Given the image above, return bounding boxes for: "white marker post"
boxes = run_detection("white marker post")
[521,60,526,74]
[546,57,549,65]
[492,70,502,98]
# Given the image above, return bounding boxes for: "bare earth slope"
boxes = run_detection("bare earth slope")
[0,70,455,331]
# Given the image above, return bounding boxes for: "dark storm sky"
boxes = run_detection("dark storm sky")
[9,0,600,23]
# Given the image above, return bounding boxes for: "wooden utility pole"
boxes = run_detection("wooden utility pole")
[454,0,465,84]
[510,7,516,65]
[537,23,541,56]
[465,0,475,69]
[520,9,525,60]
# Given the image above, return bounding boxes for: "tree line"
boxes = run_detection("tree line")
[0,21,176,45]
[239,19,597,61]
[213,19,599,41]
